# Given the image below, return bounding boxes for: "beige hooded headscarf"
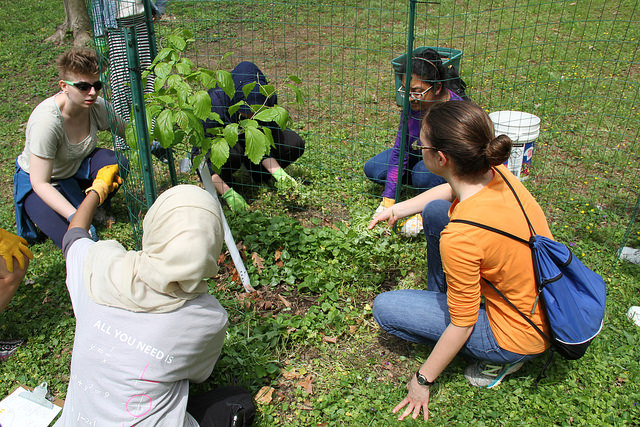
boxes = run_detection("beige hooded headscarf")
[83,185,224,313]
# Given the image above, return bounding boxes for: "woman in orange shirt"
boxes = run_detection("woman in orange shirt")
[369,101,551,421]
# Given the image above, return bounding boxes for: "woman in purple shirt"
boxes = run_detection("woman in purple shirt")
[365,49,463,235]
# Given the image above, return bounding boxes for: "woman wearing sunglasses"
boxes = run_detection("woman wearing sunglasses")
[364,48,465,236]
[13,48,126,250]
[369,101,551,421]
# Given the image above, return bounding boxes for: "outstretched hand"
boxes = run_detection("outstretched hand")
[368,206,400,230]
[393,376,431,421]
[0,228,33,273]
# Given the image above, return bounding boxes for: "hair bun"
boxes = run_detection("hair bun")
[485,134,513,166]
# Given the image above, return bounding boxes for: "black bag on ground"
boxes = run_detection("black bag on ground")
[187,385,256,427]
[450,167,606,361]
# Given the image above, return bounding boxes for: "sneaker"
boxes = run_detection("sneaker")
[0,339,25,362]
[464,361,524,388]
[399,214,423,237]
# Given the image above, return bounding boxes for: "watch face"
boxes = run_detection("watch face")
[416,371,433,386]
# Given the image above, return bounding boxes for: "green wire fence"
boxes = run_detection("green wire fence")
[90,0,640,257]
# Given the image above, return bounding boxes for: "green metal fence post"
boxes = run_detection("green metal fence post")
[394,0,417,204]
[124,25,157,206]
[141,0,179,186]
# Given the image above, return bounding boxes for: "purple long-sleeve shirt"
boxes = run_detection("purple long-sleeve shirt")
[382,90,463,199]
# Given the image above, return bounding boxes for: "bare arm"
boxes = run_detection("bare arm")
[369,183,455,229]
[394,323,474,421]
[29,154,77,219]
[68,190,100,231]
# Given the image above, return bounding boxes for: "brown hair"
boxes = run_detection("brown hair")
[421,101,512,177]
[56,48,100,80]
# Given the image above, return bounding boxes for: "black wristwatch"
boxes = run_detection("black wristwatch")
[415,370,436,386]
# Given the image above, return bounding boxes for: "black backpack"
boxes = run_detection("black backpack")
[188,386,256,427]
[444,62,470,101]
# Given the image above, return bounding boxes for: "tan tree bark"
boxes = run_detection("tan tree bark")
[45,0,92,47]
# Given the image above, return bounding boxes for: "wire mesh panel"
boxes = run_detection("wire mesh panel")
[93,0,639,252]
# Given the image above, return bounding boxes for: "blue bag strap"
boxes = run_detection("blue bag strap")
[492,167,537,238]
[449,219,529,245]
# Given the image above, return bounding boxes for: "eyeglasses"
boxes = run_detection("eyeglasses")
[64,80,103,92]
[397,85,432,101]
[410,140,440,152]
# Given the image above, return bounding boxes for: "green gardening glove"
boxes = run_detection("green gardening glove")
[272,168,299,190]
[221,188,249,212]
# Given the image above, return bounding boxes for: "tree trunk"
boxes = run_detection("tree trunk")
[45,0,92,47]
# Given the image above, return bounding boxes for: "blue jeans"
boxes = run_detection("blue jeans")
[363,148,446,191]
[372,200,538,364]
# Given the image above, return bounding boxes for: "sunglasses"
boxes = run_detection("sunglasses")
[64,80,103,92]
[410,140,441,152]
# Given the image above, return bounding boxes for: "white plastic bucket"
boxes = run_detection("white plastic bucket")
[489,111,540,180]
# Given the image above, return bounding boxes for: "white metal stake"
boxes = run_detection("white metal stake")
[198,160,255,292]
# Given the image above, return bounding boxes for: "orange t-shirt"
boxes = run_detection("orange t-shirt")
[440,165,552,354]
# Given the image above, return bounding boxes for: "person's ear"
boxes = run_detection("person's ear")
[437,150,448,165]
[434,82,443,96]
[60,80,68,93]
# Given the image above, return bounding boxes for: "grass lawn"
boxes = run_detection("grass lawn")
[1,0,639,425]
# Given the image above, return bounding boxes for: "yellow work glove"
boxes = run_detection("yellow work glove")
[374,197,395,216]
[0,228,33,273]
[85,179,110,206]
[95,164,122,193]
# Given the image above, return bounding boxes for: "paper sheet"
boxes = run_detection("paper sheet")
[0,386,62,427]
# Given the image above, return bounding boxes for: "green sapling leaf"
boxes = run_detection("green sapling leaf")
[223,123,239,147]
[155,109,175,147]
[192,90,213,120]
[216,70,234,99]
[175,110,189,130]
[199,69,216,89]
[154,62,173,79]
[242,81,257,98]
[229,101,244,118]
[175,57,195,75]
[259,84,276,99]
[285,84,305,104]
[167,33,187,51]
[244,127,268,164]
[209,137,231,169]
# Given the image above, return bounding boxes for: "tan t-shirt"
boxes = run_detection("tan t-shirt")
[17,95,111,179]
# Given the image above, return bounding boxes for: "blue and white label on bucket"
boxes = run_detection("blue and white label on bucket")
[505,141,535,180]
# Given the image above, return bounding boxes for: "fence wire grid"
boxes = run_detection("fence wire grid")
[91,0,640,256]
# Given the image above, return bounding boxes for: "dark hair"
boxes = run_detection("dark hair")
[398,48,447,91]
[56,49,100,80]
[421,102,512,177]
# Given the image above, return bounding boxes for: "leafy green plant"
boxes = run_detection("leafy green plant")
[126,29,303,172]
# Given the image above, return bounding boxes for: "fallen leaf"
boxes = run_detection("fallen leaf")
[252,252,265,273]
[255,386,274,404]
[322,335,337,344]
[296,375,314,394]
[217,252,227,265]
[275,249,282,261]
[106,218,115,229]
[278,294,292,308]
[281,369,302,380]
[231,268,240,283]
[349,325,358,334]
[276,260,284,268]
